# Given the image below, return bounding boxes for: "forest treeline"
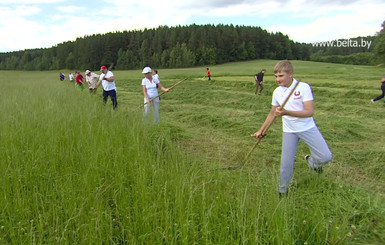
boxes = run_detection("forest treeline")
[0,24,310,71]
[0,22,384,71]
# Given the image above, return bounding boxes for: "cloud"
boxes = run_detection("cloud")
[1,5,41,17]
[0,17,47,51]
[98,0,195,31]
[266,0,385,42]
[198,1,281,17]
[55,5,86,13]
[0,0,384,52]
[0,0,63,3]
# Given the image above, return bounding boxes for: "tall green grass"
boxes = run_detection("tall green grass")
[0,62,384,244]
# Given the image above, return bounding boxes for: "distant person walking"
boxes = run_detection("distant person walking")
[206,68,211,81]
[59,72,65,81]
[253,60,332,195]
[371,75,385,103]
[97,65,117,109]
[255,69,266,95]
[68,72,74,82]
[142,66,169,124]
[85,69,99,93]
[75,71,84,90]
[153,69,159,80]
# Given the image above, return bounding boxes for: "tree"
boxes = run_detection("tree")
[196,46,216,66]
[238,41,248,61]
[65,52,76,69]
[374,20,385,64]
[246,41,256,59]
[140,39,151,68]
[116,48,129,69]
[161,49,170,68]
[0,24,321,70]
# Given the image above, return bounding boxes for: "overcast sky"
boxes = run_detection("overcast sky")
[0,0,384,52]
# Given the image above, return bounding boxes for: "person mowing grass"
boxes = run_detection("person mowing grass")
[75,71,84,90]
[97,65,118,109]
[370,74,385,103]
[253,60,332,195]
[254,68,266,95]
[141,66,169,124]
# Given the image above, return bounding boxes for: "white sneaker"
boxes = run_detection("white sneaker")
[371,99,375,103]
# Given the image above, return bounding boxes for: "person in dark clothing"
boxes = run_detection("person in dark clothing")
[255,69,266,95]
[371,75,385,103]
[59,72,65,81]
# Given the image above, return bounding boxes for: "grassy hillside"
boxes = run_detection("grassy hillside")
[0,60,384,244]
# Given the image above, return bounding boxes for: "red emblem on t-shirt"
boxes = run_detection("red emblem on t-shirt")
[294,91,300,96]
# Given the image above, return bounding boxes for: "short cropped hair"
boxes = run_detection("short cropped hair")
[274,60,294,74]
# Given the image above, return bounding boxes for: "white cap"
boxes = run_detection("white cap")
[142,66,152,74]
[85,70,90,75]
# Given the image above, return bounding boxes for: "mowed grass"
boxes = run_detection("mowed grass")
[0,60,384,244]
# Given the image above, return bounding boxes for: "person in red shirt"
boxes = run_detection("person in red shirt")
[75,71,84,90]
[206,68,211,81]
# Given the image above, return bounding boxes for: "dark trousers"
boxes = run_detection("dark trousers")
[103,89,118,109]
[255,81,263,94]
[373,83,385,101]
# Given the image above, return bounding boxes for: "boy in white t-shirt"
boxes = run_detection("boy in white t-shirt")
[253,60,332,195]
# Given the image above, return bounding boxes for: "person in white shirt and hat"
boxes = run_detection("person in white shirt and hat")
[85,69,99,93]
[141,66,169,124]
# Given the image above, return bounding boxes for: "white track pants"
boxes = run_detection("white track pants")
[279,126,332,193]
[144,99,160,124]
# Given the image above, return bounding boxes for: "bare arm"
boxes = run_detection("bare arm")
[253,106,277,138]
[157,83,169,92]
[142,85,150,104]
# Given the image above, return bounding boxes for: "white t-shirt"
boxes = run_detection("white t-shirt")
[142,76,160,102]
[272,78,316,133]
[100,70,116,91]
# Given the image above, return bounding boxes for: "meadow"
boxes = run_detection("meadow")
[0,60,384,244]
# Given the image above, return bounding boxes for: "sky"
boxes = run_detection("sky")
[0,0,384,52]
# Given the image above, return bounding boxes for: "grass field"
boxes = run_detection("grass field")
[0,60,384,244]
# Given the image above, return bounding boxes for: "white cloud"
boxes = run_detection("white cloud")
[98,1,195,31]
[0,0,384,52]
[0,17,47,51]
[55,5,86,13]
[0,0,63,3]
[266,1,385,42]
[203,1,281,17]
[1,5,41,17]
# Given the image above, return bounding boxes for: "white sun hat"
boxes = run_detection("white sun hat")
[142,66,152,74]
